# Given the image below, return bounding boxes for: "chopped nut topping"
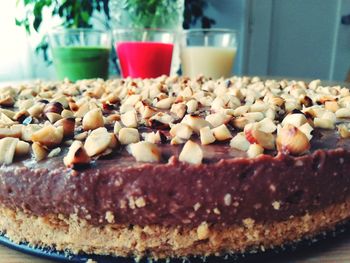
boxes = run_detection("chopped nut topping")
[82,108,104,131]
[247,144,264,158]
[0,138,19,164]
[197,222,210,240]
[64,141,90,168]
[199,126,216,145]
[181,115,211,133]
[84,127,112,157]
[212,124,232,141]
[170,123,193,140]
[277,124,310,155]
[32,142,48,161]
[230,132,250,151]
[129,141,160,162]
[179,140,203,164]
[31,125,64,148]
[118,128,140,145]
[15,140,30,156]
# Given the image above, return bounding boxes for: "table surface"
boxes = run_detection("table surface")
[2,231,350,263]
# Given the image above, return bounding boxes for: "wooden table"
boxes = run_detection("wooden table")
[2,230,350,263]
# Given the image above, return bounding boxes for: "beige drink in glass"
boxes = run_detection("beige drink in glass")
[181,29,238,79]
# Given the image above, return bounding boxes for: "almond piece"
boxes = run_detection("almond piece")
[0,137,19,164]
[121,110,138,128]
[61,109,74,118]
[27,103,45,118]
[141,105,157,119]
[129,141,161,162]
[276,124,310,155]
[199,126,216,145]
[32,142,48,161]
[179,140,203,164]
[64,140,91,168]
[45,112,62,124]
[170,123,193,140]
[230,133,250,151]
[31,125,64,148]
[212,124,232,141]
[55,118,75,138]
[118,128,140,145]
[15,140,30,156]
[83,108,104,131]
[44,102,63,115]
[84,127,111,157]
[247,144,264,158]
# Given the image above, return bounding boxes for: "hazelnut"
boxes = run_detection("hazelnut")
[0,126,22,139]
[179,140,203,164]
[141,105,157,119]
[21,124,42,142]
[15,140,30,156]
[276,124,310,155]
[205,113,231,128]
[230,132,250,151]
[74,131,88,141]
[55,118,75,138]
[212,124,232,141]
[281,113,307,127]
[0,137,19,164]
[121,110,138,128]
[313,117,335,129]
[64,141,91,168]
[298,122,314,140]
[84,127,112,157]
[338,124,350,138]
[113,121,122,135]
[244,124,275,150]
[118,128,140,145]
[83,108,104,131]
[129,141,161,162]
[247,144,264,158]
[336,108,350,119]
[44,102,63,115]
[170,103,187,119]
[61,109,74,118]
[155,97,175,109]
[170,123,193,140]
[181,114,211,133]
[31,125,64,148]
[45,112,62,124]
[32,142,48,162]
[186,100,198,113]
[258,118,277,133]
[199,126,216,145]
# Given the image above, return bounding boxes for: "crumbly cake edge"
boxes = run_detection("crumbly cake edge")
[1,199,350,259]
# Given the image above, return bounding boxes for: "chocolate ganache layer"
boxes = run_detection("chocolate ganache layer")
[0,76,349,228]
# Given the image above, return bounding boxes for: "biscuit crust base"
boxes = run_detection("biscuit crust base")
[1,200,350,259]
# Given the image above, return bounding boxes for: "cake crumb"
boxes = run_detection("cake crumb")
[193,202,201,211]
[105,211,115,223]
[213,208,221,215]
[269,184,276,192]
[242,218,255,229]
[135,197,146,208]
[272,201,281,210]
[197,222,210,240]
[224,193,232,206]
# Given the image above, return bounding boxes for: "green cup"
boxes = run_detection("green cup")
[49,28,111,81]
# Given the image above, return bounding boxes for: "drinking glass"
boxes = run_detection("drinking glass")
[49,28,111,81]
[181,29,238,79]
[113,28,176,79]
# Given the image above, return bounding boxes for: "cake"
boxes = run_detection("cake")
[0,76,350,260]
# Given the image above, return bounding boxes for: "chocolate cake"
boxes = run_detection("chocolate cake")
[0,76,350,260]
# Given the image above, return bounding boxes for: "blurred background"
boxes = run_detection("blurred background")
[1,0,350,82]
